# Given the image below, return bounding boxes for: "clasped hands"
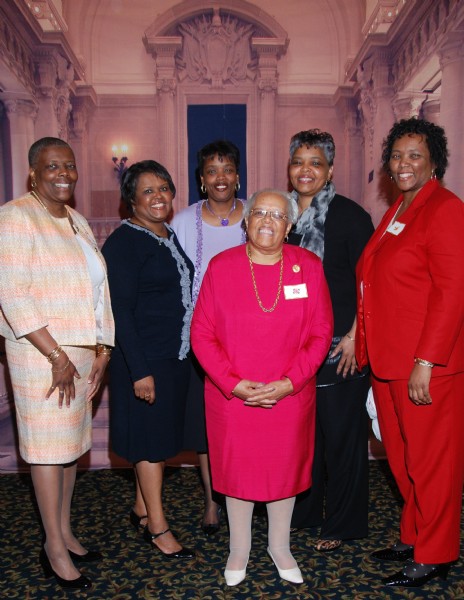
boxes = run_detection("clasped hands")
[232,377,294,409]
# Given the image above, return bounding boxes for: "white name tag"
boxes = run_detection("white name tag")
[284,283,308,300]
[386,221,405,235]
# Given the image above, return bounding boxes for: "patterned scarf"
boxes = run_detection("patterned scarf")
[292,181,336,260]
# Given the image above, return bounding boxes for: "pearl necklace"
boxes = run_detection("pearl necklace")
[247,245,284,313]
[205,199,236,226]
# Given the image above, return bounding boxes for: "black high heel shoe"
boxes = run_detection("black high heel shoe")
[201,506,222,536]
[39,548,92,590]
[68,549,102,563]
[383,561,451,587]
[130,509,147,531]
[143,526,195,559]
[372,545,414,562]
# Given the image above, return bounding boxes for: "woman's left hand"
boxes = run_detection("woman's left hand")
[243,377,294,409]
[86,354,110,401]
[408,364,432,405]
[331,335,357,377]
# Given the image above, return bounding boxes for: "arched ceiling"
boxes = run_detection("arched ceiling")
[60,0,365,95]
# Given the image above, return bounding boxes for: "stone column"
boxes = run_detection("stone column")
[69,92,96,216]
[156,77,178,176]
[438,35,464,199]
[144,37,182,183]
[358,53,395,225]
[4,99,38,198]
[343,103,364,206]
[253,40,285,189]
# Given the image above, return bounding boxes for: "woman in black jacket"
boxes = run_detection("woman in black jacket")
[102,160,195,559]
[288,129,374,551]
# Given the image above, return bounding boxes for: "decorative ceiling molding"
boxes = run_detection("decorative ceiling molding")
[363,0,407,37]
[347,0,463,96]
[145,0,288,40]
[24,0,67,32]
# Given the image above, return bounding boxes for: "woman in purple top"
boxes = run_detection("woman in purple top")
[171,140,245,534]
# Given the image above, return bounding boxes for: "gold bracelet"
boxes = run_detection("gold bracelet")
[96,344,112,360]
[345,333,355,342]
[51,359,70,373]
[414,357,434,368]
[47,346,63,363]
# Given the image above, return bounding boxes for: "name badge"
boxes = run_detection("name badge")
[386,221,405,235]
[284,283,308,300]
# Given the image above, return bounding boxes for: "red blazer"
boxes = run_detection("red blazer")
[356,179,464,380]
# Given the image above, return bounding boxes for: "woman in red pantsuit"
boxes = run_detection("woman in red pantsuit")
[356,118,464,587]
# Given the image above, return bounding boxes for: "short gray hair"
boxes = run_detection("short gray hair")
[244,188,298,224]
[289,129,335,166]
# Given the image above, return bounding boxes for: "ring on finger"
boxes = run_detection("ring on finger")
[59,390,64,395]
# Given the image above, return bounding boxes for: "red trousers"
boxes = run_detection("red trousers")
[372,372,464,564]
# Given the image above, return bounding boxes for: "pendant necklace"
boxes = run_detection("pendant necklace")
[193,200,246,304]
[247,245,284,313]
[205,199,236,226]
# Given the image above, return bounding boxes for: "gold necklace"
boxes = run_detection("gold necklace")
[30,190,49,212]
[247,245,284,313]
[30,190,67,218]
[31,190,99,252]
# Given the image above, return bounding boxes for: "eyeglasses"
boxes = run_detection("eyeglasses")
[249,208,288,222]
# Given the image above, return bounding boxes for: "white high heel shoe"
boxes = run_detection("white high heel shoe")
[224,557,249,586]
[267,547,303,584]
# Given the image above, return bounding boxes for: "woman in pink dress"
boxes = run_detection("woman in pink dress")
[191,189,333,586]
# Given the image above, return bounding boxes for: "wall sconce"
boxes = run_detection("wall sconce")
[112,145,128,181]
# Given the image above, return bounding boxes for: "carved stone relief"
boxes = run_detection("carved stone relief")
[175,9,257,88]
[34,51,74,140]
[357,58,376,159]
[0,17,36,96]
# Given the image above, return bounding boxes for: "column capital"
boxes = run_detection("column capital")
[392,93,428,121]
[258,78,278,95]
[3,99,38,120]
[70,92,96,140]
[156,78,177,96]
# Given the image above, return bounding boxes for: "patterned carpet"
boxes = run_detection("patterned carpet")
[1,461,463,599]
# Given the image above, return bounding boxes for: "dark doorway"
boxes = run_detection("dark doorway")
[187,104,247,205]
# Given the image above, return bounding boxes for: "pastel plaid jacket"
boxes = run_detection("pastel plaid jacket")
[0,193,114,346]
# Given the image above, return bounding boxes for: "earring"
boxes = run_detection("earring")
[200,184,206,194]
[325,179,331,187]
[235,181,240,192]
[284,234,289,243]
[431,169,436,180]
[31,179,37,189]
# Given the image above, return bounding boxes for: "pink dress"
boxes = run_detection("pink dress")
[191,244,333,501]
